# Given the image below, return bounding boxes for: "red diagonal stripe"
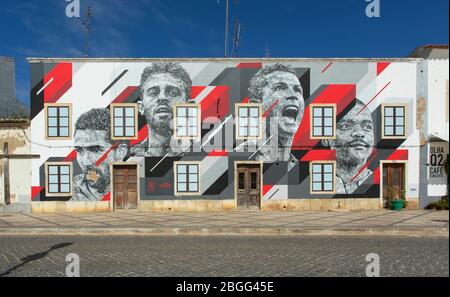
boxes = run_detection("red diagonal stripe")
[357,82,391,115]
[192,86,207,99]
[112,86,138,103]
[301,150,336,161]
[321,62,333,74]
[237,63,262,69]
[44,63,72,103]
[101,192,111,201]
[263,184,274,196]
[200,86,229,122]
[207,150,228,157]
[31,186,45,200]
[130,126,148,146]
[63,150,77,162]
[351,149,378,182]
[262,99,279,118]
[95,142,119,167]
[377,62,390,76]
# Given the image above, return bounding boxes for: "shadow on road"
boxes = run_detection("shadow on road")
[0,242,73,277]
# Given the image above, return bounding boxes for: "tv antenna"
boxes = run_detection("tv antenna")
[231,17,241,58]
[219,0,239,57]
[81,6,93,57]
[264,41,270,58]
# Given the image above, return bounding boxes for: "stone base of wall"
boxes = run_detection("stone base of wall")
[139,200,235,212]
[405,198,420,210]
[31,201,111,213]
[140,198,383,212]
[261,198,382,211]
[0,203,31,213]
[29,198,420,213]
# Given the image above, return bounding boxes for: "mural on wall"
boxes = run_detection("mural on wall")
[72,108,127,201]
[246,64,305,168]
[132,62,193,157]
[29,60,418,202]
[322,99,375,194]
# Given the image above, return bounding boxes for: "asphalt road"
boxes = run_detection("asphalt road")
[0,235,448,277]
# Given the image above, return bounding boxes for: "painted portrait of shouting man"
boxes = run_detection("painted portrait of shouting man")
[247,63,305,168]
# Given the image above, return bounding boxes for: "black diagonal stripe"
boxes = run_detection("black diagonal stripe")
[268,188,280,200]
[101,70,128,96]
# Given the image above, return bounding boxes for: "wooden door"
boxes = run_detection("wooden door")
[113,165,138,210]
[236,164,261,210]
[382,163,405,200]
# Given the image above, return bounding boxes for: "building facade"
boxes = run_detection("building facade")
[0,119,33,213]
[27,58,444,212]
[0,57,29,118]
[419,58,449,207]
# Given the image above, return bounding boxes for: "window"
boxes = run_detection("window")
[45,104,71,139]
[310,104,336,139]
[236,104,262,139]
[111,104,138,140]
[175,162,200,195]
[383,105,406,138]
[175,104,200,140]
[310,162,335,193]
[45,162,72,196]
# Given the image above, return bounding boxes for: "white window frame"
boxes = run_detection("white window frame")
[174,161,201,196]
[235,103,263,140]
[174,104,201,141]
[382,104,407,139]
[310,161,336,194]
[310,104,336,140]
[45,162,73,197]
[110,103,138,140]
[45,103,72,140]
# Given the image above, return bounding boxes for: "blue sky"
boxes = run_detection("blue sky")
[0,0,448,106]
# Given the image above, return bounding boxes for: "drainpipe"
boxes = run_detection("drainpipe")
[3,143,10,205]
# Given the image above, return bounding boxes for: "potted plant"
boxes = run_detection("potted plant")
[385,186,405,211]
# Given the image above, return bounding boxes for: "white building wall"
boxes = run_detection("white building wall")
[426,59,449,198]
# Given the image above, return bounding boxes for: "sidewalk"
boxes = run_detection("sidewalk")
[0,210,448,236]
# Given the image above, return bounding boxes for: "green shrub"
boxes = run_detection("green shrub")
[425,199,449,210]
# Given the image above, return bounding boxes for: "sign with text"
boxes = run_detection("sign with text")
[429,142,448,182]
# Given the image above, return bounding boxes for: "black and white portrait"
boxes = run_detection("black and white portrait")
[131,62,192,157]
[247,63,305,167]
[322,100,374,194]
[71,108,127,201]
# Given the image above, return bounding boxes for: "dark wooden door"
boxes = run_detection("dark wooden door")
[383,163,405,200]
[113,165,138,210]
[237,164,261,210]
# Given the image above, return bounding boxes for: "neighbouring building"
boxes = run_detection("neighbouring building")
[410,45,449,208]
[0,57,29,118]
[26,57,449,212]
[0,119,33,213]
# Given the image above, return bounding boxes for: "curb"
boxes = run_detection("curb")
[0,227,448,237]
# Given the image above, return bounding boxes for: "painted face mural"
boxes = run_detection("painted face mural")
[325,101,375,194]
[134,62,192,157]
[29,60,415,203]
[261,71,305,137]
[72,109,127,201]
[248,64,305,164]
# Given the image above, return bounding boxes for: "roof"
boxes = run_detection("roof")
[408,45,449,59]
[26,57,424,63]
[421,44,449,49]
[0,118,30,125]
